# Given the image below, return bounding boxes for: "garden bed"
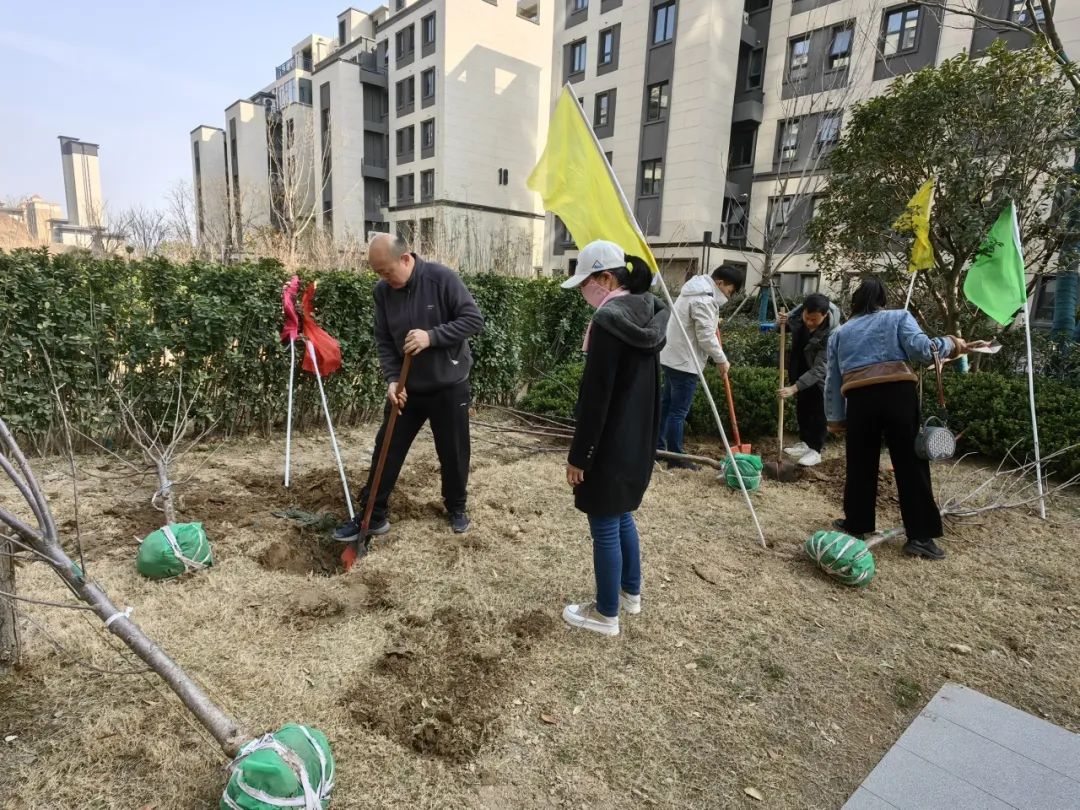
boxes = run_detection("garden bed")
[1,418,1078,808]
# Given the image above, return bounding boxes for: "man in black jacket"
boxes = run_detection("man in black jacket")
[334,234,485,541]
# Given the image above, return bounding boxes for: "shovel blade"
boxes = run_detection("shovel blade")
[341,544,358,572]
[763,459,797,482]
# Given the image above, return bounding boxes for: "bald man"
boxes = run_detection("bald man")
[334,234,485,544]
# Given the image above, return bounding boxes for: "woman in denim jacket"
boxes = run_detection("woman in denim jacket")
[825,278,978,560]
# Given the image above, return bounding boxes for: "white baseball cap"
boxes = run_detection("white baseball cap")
[560,239,626,289]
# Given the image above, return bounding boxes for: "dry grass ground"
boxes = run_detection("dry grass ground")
[1,417,1079,809]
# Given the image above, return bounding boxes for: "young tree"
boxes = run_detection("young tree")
[808,43,1080,337]
[116,205,169,256]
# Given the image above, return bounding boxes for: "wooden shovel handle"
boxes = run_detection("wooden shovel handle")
[777,312,787,461]
[361,352,413,533]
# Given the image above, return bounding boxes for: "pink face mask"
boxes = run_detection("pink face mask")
[581,276,610,308]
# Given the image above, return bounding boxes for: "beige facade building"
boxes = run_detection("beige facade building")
[546,0,1080,296]
[190,1,553,273]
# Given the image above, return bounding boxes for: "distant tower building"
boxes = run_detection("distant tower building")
[58,136,103,227]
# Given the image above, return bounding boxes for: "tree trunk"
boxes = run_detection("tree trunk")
[0,536,18,676]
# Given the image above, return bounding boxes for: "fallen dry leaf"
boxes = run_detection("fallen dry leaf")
[744,786,764,801]
[540,713,559,726]
[948,643,973,655]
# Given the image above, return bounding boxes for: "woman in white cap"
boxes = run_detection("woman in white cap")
[559,240,669,637]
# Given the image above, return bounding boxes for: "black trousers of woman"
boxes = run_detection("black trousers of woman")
[843,381,943,541]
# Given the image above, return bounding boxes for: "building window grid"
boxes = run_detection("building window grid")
[788,36,810,80]
[421,169,434,200]
[594,92,611,128]
[570,40,587,74]
[421,119,435,149]
[779,119,800,161]
[422,68,436,99]
[599,28,615,65]
[422,13,436,45]
[646,81,669,122]
[883,6,920,57]
[772,196,795,228]
[747,48,765,89]
[653,2,676,45]
[641,159,663,197]
[829,27,853,70]
[1010,0,1044,23]
[816,113,842,151]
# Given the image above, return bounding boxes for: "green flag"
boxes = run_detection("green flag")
[963,200,1028,326]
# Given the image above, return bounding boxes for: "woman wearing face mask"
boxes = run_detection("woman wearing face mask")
[657,265,745,468]
[558,240,669,637]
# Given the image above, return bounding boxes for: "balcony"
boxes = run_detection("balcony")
[362,156,389,180]
[276,55,313,78]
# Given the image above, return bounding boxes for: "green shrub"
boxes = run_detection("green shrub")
[520,363,584,421]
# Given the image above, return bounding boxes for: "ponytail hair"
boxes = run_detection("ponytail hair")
[604,254,654,295]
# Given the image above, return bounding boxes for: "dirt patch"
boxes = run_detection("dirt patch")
[257,536,344,577]
[344,569,397,611]
[346,608,554,763]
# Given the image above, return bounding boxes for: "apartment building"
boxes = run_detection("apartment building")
[546,0,1080,297]
[190,1,553,272]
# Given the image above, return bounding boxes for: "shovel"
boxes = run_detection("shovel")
[342,352,413,572]
[716,328,751,454]
[763,312,796,482]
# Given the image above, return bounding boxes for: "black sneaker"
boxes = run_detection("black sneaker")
[332,517,390,543]
[667,460,701,471]
[832,519,868,539]
[449,511,471,534]
[903,538,946,560]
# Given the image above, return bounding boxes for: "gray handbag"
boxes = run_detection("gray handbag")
[915,349,956,462]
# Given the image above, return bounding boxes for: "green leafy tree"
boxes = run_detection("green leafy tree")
[808,43,1080,337]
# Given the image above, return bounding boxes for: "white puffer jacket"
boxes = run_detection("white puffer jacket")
[659,275,728,373]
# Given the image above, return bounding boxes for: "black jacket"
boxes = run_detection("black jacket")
[569,293,669,516]
[374,255,485,394]
[786,302,842,392]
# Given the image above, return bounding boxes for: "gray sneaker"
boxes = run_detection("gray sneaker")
[449,511,471,534]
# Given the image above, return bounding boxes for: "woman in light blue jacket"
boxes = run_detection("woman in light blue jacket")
[825,278,977,560]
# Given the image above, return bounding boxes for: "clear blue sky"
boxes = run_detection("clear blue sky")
[1,1,382,213]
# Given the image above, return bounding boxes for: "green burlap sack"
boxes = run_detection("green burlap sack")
[221,724,334,810]
[805,530,876,587]
[136,522,212,580]
[721,453,763,491]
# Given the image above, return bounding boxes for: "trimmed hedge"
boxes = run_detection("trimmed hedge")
[0,249,592,449]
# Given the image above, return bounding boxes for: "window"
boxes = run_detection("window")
[338,19,347,45]
[772,196,795,227]
[422,13,436,45]
[570,40,587,74]
[421,118,435,148]
[599,27,615,65]
[816,113,841,150]
[420,217,435,252]
[1034,275,1058,321]
[594,91,611,127]
[1010,0,1045,23]
[883,6,920,56]
[498,168,509,185]
[729,127,755,167]
[646,81,669,121]
[395,26,414,58]
[788,36,810,80]
[778,119,800,161]
[653,2,676,45]
[829,27,852,70]
[396,174,415,202]
[641,159,663,196]
[422,68,436,99]
[604,151,613,166]
[421,169,434,200]
[747,48,765,90]
[396,126,414,155]
[746,0,770,9]
[395,77,414,109]
[395,0,405,10]
[556,216,574,246]
[572,0,588,10]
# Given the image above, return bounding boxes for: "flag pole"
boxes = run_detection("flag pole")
[284,339,297,488]
[565,85,766,548]
[1021,306,1047,519]
[306,340,355,521]
[903,272,917,310]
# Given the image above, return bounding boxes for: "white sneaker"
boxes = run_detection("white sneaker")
[798,449,822,467]
[562,602,619,636]
[784,442,810,458]
[619,590,641,615]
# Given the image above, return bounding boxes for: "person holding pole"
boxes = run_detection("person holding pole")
[778,293,841,468]
[825,277,982,560]
[333,234,485,543]
[657,265,745,469]
[559,240,669,637]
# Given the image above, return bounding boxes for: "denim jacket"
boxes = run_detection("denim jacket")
[825,309,955,423]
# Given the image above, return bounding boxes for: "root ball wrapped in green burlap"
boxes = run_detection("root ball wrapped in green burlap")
[805,530,876,587]
[136,523,212,580]
[221,724,334,810]
[721,453,763,491]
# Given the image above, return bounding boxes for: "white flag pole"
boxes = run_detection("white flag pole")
[565,84,766,548]
[903,271,917,310]
[284,339,297,488]
[306,340,355,521]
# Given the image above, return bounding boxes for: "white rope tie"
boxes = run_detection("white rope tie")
[103,606,133,630]
[151,480,174,513]
[811,533,873,586]
[160,525,208,573]
[224,730,330,809]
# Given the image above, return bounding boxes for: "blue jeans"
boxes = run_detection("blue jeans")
[658,366,699,455]
[587,513,642,618]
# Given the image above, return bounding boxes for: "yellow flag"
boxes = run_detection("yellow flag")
[527,86,658,273]
[892,178,935,273]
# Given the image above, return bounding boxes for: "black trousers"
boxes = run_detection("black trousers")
[843,381,943,541]
[796,385,827,452]
[358,379,471,523]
